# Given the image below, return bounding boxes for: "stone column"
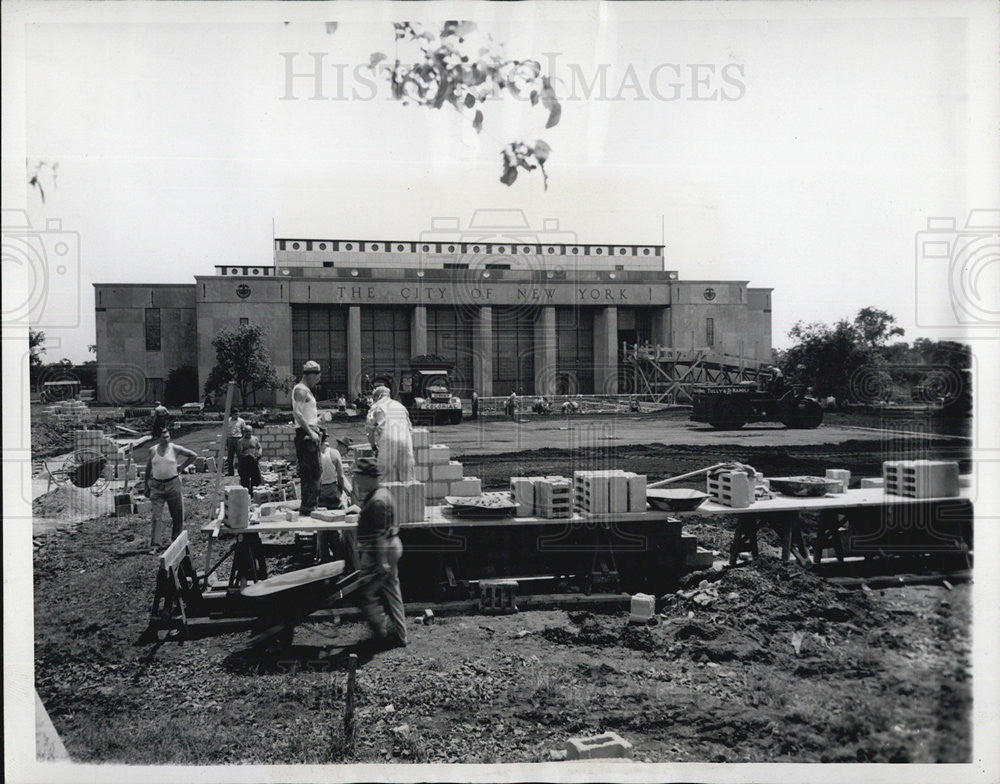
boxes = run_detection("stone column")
[652,306,671,348]
[347,305,362,397]
[593,306,618,394]
[533,306,557,395]
[472,306,493,397]
[411,305,428,356]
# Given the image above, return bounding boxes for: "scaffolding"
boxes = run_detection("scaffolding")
[623,343,773,405]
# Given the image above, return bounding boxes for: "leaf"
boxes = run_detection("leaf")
[530,90,539,106]
[500,164,518,186]
[533,140,551,164]
[464,92,476,109]
[540,77,562,128]
[368,52,387,70]
[325,22,339,35]
[473,110,484,133]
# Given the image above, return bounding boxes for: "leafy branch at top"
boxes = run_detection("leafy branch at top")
[370,21,561,189]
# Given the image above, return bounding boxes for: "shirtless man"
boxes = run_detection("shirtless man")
[292,360,323,516]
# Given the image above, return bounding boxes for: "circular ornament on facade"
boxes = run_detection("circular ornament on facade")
[703,287,716,301]
[236,284,252,299]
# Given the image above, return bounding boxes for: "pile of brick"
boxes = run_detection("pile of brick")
[73,429,121,459]
[412,428,481,503]
[572,470,647,514]
[44,400,94,428]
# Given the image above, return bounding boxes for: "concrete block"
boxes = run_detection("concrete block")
[608,471,628,513]
[564,732,633,760]
[411,428,431,449]
[405,481,426,522]
[860,477,884,489]
[479,579,518,614]
[427,445,450,464]
[413,447,429,466]
[430,460,463,481]
[414,465,430,482]
[825,469,850,494]
[685,548,715,568]
[629,593,655,623]
[449,477,482,497]
[510,477,534,517]
[624,472,647,513]
[425,479,450,500]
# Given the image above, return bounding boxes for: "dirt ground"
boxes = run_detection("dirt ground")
[32,428,973,765]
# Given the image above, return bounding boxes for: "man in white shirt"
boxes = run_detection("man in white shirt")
[292,360,323,516]
[225,407,247,476]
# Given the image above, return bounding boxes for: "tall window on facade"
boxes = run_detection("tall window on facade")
[145,308,161,352]
[291,305,348,397]
[492,307,535,395]
[706,317,715,348]
[360,307,411,384]
[556,307,594,394]
[426,307,474,396]
[239,317,249,326]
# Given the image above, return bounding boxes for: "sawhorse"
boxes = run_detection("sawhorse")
[730,511,810,566]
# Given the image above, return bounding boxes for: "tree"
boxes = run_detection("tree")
[203,323,281,406]
[29,329,46,367]
[29,329,47,388]
[370,21,561,189]
[853,307,904,348]
[781,317,878,404]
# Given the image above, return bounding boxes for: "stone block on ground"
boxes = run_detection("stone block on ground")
[427,444,450,464]
[411,428,430,449]
[430,460,463,481]
[564,731,633,760]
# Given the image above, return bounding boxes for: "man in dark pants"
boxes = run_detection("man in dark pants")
[225,407,247,476]
[353,456,406,652]
[292,361,323,516]
[470,391,479,420]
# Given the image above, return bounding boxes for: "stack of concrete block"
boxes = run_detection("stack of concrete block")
[224,485,250,529]
[44,399,94,428]
[73,429,121,458]
[883,460,959,498]
[257,425,297,462]
[825,469,851,494]
[534,476,571,518]
[383,481,426,524]
[347,442,375,463]
[572,470,646,515]
[412,440,480,503]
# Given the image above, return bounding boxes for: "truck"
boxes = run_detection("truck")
[690,380,823,430]
[375,355,464,425]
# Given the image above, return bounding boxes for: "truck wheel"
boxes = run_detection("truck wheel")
[786,399,823,429]
[709,400,750,430]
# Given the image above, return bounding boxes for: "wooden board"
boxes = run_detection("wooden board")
[692,486,973,516]
[241,560,346,598]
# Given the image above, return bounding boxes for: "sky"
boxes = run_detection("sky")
[4,0,999,362]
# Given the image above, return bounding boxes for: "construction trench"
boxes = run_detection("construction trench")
[32,407,974,764]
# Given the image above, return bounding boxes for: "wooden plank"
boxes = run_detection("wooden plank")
[693,487,973,516]
[159,530,189,570]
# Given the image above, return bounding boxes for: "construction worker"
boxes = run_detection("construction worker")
[225,407,247,476]
[470,391,479,420]
[317,429,346,509]
[292,360,323,516]
[151,401,169,439]
[237,423,263,495]
[365,385,415,482]
[144,429,197,551]
[352,456,406,652]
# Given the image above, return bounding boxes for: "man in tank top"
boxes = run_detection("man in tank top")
[292,360,323,516]
[143,428,197,551]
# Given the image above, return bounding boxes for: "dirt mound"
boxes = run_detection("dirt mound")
[661,557,887,666]
[31,422,75,459]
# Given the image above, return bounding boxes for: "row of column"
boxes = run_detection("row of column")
[342,304,666,398]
